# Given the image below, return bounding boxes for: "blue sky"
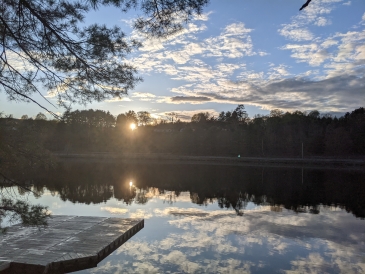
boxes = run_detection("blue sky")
[2,0,364,120]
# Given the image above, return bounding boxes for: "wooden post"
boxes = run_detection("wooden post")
[302,142,303,159]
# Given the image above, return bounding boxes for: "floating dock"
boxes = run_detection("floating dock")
[0,215,144,274]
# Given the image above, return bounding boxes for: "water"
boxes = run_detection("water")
[2,163,365,273]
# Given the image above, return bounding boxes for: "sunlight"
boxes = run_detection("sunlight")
[130,123,136,130]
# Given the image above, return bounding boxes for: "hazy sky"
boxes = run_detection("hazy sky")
[1,0,364,120]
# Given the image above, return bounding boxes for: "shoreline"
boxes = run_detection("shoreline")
[54,153,365,169]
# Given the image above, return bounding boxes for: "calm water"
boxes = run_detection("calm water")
[3,163,365,273]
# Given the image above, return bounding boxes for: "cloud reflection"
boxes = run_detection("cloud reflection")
[88,204,365,274]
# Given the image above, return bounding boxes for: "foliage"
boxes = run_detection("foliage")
[137,111,152,126]
[4,105,363,157]
[0,0,209,114]
[0,117,54,231]
[0,117,55,171]
[218,105,248,122]
[117,110,138,129]
[61,109,115,127]
[35,112,47,120]
[0,198,50,233]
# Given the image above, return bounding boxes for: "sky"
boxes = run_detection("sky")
[1,0,365,120]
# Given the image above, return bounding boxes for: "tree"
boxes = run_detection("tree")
[270,109,284,118]
[233,104,248,122]
[0,198,50,233]
[191,112,210,123]
[35,112,47,120]
[137,111,152,126]
[21,115,29,119]
[116,110,138,128]
[1,0,318,231]
[166,112,178,123]
[308,110,320,119]
[0,0,209,115]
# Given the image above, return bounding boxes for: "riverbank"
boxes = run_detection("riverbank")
[54,153,365,169]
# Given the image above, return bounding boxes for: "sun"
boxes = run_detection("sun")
[130,123,136,130]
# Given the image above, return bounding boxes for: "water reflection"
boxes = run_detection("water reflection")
[8,163,365,218]
[3,163,365,273]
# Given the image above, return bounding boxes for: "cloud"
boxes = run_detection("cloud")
[105,97,132,102]
[279,26,314,41]
[204,23,254,58]
[193,11,214,21]
[95,202,365,274]
[4,50,37,71]
[131,92,156,101]
[268,64,291,79]
[131,92,156,98]
[170,96,211,103]
[281,43,330,66]
[278,0,342,41]
[100,206,129,214]
[315,17,332,27]
[168,73,364,113]
[131,20,255,76]
[125,0,363,115]
[153,109,219,121]
[129,209,153,219]
[280,7,365,83]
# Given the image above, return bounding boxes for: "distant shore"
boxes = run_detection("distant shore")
[54,153,365,169]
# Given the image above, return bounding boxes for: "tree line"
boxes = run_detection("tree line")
[1,106,364,159]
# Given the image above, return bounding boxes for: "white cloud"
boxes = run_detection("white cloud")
[281,43,330,66]
[278,0,342,41]
[131,92,156,101]
[129,209,153,219]
[193,11,214,21]
[268,64,291,79]
[131,92,156,98]
[315,17,332,27]
[126,0,363,114]
[100,203,365,274]
[105,97,132,102]
[204,23,254,58]
[100,206,129,214]
[279,25,314,41]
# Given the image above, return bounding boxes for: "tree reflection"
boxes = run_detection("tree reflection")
[5,163,365,218]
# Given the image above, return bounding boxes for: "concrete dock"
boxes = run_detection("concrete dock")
[0,215,144,274]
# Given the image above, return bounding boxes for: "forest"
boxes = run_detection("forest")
[1,106,364,163]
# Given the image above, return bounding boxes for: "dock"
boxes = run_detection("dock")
[0,215,144,274]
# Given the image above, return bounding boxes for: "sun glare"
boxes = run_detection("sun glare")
[130,123,136,130]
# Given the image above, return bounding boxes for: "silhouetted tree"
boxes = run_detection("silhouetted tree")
[137,111,152,126]
[191,112,210,123]
[117,110,138,129]
[35,112,47,120]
